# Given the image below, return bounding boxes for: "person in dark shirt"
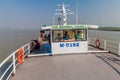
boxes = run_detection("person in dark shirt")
[63,31,70,40]
[56,33,62,41]
[40,31,44,40]
[31,40,40,50]
[48,34,51,44]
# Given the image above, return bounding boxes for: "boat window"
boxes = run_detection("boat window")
[75,29,87,41]
[63,30,75,41]
[52,30,64,42]
[52,29,87,42]
[40,30,50,41]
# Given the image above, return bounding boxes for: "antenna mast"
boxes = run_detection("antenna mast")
[55,3,74,25]
[62,3,67,25]
[76,1,78,25]
[52,17,55,25]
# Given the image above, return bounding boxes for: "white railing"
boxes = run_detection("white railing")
[0,43,30,80]
[119,44,120,56]
[89,38,120,56]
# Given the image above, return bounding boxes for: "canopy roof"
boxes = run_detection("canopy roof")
[41,25,98,30]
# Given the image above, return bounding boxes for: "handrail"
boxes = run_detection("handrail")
[119,44,120,56]
[89,38,120,56]
[0,54,13,68]
[0,63,13,79]
[0,43,30,80]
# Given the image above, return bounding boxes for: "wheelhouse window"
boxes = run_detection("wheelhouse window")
[40,30,50,42]
[52,30,63,42]
[52,29,87,42]
[75,29,87,41]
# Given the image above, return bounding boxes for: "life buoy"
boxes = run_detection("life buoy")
[95,39,100,48]
[18,48,24,64]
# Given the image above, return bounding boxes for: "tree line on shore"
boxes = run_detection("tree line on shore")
[89,27,120,31]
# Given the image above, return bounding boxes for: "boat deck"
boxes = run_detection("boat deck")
[10,46,120,80]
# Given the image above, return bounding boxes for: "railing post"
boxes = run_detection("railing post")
[88,38,90,45]
[118,43,120,56]
[28,43,30,55]
[13,54,16,75]
[104,40,106,50]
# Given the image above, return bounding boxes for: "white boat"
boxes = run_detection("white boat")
[0,3,120,80]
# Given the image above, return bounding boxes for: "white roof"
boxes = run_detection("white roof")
[41,25,98,30]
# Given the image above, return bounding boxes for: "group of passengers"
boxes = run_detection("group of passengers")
[30,31,50,52]
[30,30,84,51]
[56,30,83,41]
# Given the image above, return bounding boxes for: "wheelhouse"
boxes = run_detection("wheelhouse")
[41,25,89,55]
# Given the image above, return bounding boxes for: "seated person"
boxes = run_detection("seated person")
[30,42,34,52]
[48,34,51,44]
[63,31,70,40]
[38,36,43,44]
[40,30,44,41]
[63,31,75,42]
[31,39,40,50]
[56,33,62,41]
[76,31,83,40]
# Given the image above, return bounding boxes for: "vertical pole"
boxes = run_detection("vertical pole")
[87,29,88,51]
[28,43,30,55]
[53,17,55,25]
[76,1,78,25]
[87,32,89,45]
[104,40,106,50]
[13,54,16,75]
[50,29,52,55]
[76,15,78,25]
[62,3,67,25]
[118,43,120,56]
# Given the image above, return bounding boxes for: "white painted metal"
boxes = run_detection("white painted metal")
[41,26,90,55]
[55,3,74,25]
[13,54,16,75]
[62,3,67,25]
[87,50,109,53]
[89,37,120,56]
[76,1,78,25]
[52,42,88,55]
[118,43,120,56]
[104,40,106,50]
[41,25,98,30]
[27,43,30,55]
[0,53,13,67]
[0,63,13,79]
[28,50,108,58]
[0,43,30,80]
[27,54,50,57]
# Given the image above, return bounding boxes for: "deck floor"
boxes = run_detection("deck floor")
[10,50,120,80]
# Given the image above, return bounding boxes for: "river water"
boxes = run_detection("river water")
[88,30,120,42]
[0,29,120,63]
[0,29,39,63]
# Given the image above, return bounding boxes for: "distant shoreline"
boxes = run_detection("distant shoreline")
[89,27,120,31]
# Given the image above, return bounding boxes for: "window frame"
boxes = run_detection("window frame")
[52,29,87,42]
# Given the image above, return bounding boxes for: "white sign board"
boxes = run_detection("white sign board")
[52,41,88,54]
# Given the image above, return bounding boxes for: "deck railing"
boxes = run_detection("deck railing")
[0,38,119,80]
[89,38,120,56]
[0,43,30,80]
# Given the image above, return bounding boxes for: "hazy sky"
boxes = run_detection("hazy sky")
[0,0,120,29]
